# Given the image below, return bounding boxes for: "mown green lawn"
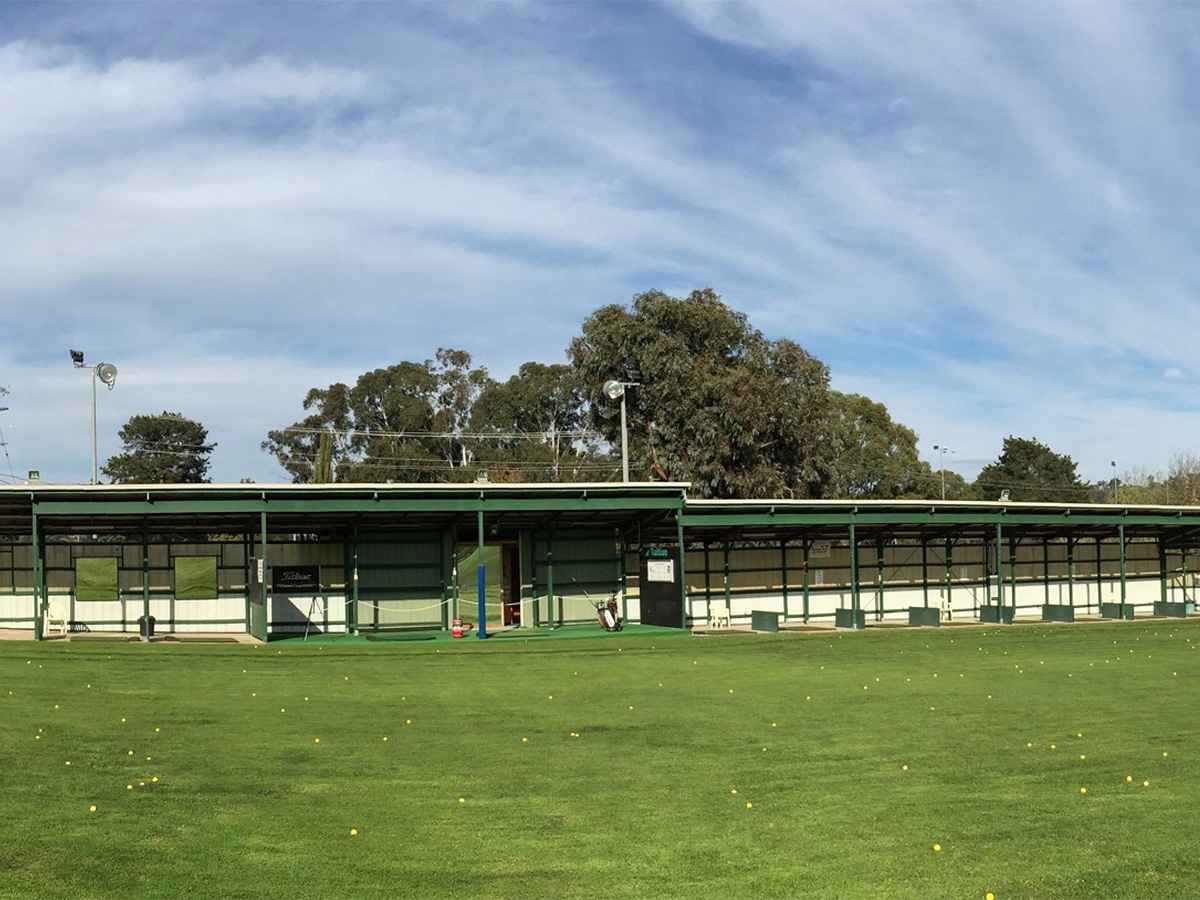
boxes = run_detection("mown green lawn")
[3,620,1199,899]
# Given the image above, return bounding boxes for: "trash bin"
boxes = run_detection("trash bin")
[137,615,156,638]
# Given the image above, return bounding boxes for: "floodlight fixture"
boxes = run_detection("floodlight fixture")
[602,379,639,482]
[70,349,85,367]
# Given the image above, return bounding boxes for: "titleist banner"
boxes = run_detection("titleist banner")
[272,565,320,593]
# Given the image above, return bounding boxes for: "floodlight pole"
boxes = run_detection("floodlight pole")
[619,390,629,482]
[90,367,98,485]
[933,444,953,501]
[71,351,117,484]
[603,380,639,483]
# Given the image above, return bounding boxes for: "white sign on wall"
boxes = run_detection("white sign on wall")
[810,541,832,558]
[646,559,675,583]
[814,569,824,585]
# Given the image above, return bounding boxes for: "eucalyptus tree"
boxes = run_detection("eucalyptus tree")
[569,288,835,498]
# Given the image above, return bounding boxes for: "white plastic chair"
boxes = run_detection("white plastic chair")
[710,603,731,629]
[45,599,69,635]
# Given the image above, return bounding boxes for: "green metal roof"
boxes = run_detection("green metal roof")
[5,483,1200,550]
[3,482,689,538]
[673,498,1200,548]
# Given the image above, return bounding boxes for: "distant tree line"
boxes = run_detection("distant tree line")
[101,289,1200,503]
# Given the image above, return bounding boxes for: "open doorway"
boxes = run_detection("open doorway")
[499,543,521,626]
[457,541,523,628]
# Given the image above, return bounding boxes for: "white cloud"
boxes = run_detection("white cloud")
[4,3,1200,486]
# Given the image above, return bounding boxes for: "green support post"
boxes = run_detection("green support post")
[1095,537,1103,614]
[619,533,628,625]
[1119,523,1127,616]
[802,539,810,624]
[1159,541,1169,607]
[142,527,151,642]
[32,507,42,642]
[722,541,731,612]
[875,537,885,622]
[1043,538,1050,606]
[255,510,268,640]
[1067,537,1075,610]
[703,543,712,614]
[921,540,929,608]
[780,540,789,622]
[677,515,688,629]
[1008,536,1017,616]
[995,522,1003,612]
[350,524,359,634]
[477,509,487,639]
[546,539,555,628]
[944,538,953,613]
[849,519,860,619]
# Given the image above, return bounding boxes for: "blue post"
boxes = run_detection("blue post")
[477,564,487,639]
[477,509,487,639]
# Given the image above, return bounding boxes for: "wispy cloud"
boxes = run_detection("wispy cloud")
[2,2,1200,485]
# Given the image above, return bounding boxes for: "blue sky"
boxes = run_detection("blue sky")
[3,1,1199,487]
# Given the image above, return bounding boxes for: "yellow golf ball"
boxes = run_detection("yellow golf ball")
[933,843,941,852]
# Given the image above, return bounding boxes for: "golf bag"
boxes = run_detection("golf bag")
[595,595,622,632]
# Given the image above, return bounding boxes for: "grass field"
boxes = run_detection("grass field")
[3,620,1200,899]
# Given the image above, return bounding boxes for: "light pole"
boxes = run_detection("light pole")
[70,350,118,484]
[1111,460,1118,503]
[933,444,954,500]
[602,380,638,482]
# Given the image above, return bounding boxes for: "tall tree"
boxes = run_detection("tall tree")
[263,350,492,483]
[972,436,1090,503]
[429,348,492,470]
[1165,452,1200,505]
[103,412,215,484]
[468,362,602,482]
[261,383,353,484]
[825,392,930,498]
[569,289,834,498]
